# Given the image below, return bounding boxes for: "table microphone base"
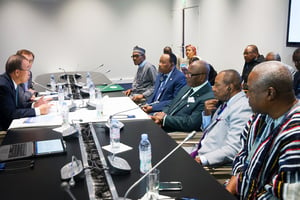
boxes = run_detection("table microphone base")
[107,155,131,175]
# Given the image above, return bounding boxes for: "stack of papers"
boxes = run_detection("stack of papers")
[8,96,150,129]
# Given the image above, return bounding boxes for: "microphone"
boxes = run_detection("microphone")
[59,67,68,80]
[89,69,111,84]
[32,81,57,93]
[61,182,76,200]
[122,131,197,200]
[59,67,66,74]
[88,69,111,83]
[80,69,111,96]
[139,101,159,108]
[104,101,160,119]
[88,64,104,72]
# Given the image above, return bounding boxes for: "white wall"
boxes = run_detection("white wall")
[172,0,299,72]
[0,0,172,81]
[0,0,299,81]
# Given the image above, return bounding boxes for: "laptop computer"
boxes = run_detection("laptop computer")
[0,138,66,162]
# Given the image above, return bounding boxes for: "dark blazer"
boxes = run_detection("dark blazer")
[19,71,33,102]
[147,68,186,112]
[162,82,214,132]
[241,55,265,84]
[0,73,35,131]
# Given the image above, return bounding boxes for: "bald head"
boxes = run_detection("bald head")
[187,60,209,87]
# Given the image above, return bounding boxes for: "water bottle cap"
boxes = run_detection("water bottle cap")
[141,133,148,140]
[110,119,119,127]
[111,119,118,123]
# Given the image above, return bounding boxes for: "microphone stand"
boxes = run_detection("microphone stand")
[32,81,56,93]
[108,101,159,121]
[122,131,197,200]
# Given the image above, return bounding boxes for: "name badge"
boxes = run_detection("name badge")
[188,97,195,103]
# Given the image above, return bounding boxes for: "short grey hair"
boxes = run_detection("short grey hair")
[251,61,293,93]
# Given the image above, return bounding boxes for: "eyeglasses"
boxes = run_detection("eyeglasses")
[185,72,206,77]
[243,51,254,55]
[131,54,143,58]
[27,59,34,64]
[18,68,30,72]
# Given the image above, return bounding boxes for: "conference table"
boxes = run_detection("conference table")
[0,72,236,200]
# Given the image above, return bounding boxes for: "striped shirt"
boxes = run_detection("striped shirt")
[232,103,300,200]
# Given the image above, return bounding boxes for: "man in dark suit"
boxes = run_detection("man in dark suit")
[241,44,264,90]
[292,48,300,98]
[16,49,36,102]
[142,53,186,113]
[0,54,52,131]
[151,60,214,132]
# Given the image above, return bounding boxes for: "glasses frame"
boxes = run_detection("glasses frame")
[185,72,206,77]
[131,54,143,59]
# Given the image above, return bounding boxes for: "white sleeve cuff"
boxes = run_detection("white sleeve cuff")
[199,155,209,166]
[35,108,41,116]
[202,111,212,130]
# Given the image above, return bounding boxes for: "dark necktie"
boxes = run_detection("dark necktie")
[154,74,168,101]
[190,102,227,158]
[15,86,19,107]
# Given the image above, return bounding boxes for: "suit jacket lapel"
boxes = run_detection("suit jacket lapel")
[167,86,190,113]
[169,83,209,115]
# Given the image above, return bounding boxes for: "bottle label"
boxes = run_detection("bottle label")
[140,148,152,173]
[110,128,120,151]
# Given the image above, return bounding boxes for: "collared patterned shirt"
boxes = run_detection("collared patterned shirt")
[232,103,300,200]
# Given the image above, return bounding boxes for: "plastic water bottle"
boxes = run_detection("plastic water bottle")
[139,133,152,173]
[89,82,95,101]
[50,74,56,92]
[61,102,69,127]
[109,119,120,151]
[86,72,92,88]
[96,89,103,118]
[58,84,64,106]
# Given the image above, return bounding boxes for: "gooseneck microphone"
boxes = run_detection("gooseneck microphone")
[122,131,197,200]
[108,101,159,120]
[89,69,111,84]
[88,64,104,72]
[59,67,67,74]
[32,81,56,93]
[61,182,77,200]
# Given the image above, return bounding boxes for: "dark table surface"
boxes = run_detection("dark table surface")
[0,126,89,200]
[92,120,236,200]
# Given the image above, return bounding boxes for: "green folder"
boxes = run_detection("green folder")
[96,84,124,93]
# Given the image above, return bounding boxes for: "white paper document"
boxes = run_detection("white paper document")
[8,96,150,129]
[102,143,133,154]
[8,113,62,129]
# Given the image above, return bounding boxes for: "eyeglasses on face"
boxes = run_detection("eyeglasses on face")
[131,54,143,58]
[185,72,206,77]
[18,68,30,72]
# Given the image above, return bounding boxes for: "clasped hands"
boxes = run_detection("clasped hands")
[123,89,144,102]
[151,112,166,125]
